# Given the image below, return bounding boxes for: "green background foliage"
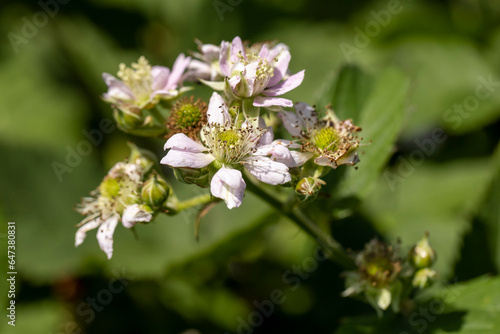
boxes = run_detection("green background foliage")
[0,0,499,333]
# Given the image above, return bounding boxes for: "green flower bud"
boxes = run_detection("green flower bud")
[409,233,436,269]
[295,177,326,202]
[173,167,210,188]
[141,173,171,209]
[412,268,437,289]
[113,108,143,131]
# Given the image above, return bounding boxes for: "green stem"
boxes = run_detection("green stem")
[175,193,214,212]
[244,176,355,269]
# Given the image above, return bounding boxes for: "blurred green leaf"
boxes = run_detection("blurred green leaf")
[332,67,409,201]
[363,160,493,279]
[330,64,373,122]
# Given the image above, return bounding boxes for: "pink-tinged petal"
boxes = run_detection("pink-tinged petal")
[165,54,191,90]
[290,151,314,167]
[253,96,293,108]
[164,133,206,152]
[254,142,294,166]
[102,73,134,101]
[207,92,230,125]
[268,49,291,87]
[258,44,269,60]
[151,66,170,90]
[200,43,220,56]
[230,36,246,63]
[96,215,119,259]
[210,167,246,209]
[294,102,318,133]
[122,204,153,229]
[243,156,291,185]
[161,150,214,168]
[257,119,274,146]
[75,219,101,247]
[263,70,305,96]
[219,40,231,77]
[278,111,303,137]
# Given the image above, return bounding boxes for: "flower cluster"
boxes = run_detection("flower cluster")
[342,234,437,316]
[83,36,362,254]
[75,144,170,259]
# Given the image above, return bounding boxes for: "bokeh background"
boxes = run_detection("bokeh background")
[0,0,499,333]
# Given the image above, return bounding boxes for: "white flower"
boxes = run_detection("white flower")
[202,37,304,108]
[102,55,192,113]
[75,162,153,259]
[279,102,362,169]
[161,92,292,209]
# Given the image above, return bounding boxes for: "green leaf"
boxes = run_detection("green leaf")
[330,64,373,123]
[363,160,493,279]
[333,67,410,201]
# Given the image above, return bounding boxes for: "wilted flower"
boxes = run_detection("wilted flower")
[166,96,207,140]
[75,161,153,259]
[161,92,292,209]
[342,239,403,316]
[279,102,362,169]
[102,55,192,113]
[202,37,304,108]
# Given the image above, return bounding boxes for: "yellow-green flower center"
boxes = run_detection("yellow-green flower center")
[313,127,339,151]
[217,129,240,146]
[175,104,202,129]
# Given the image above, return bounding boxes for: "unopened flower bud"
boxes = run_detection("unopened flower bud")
[141,173,171,209]
[113,108,143,131]
[295,177,326,202]
[173,167,210,188]
[412,268,436,289]
[409,233,436,269]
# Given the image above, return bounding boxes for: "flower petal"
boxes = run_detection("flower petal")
[96,215,119,259]
[210,167,246,209]
[164,133,206,152]
[219,40,231,77]
[161,150,215,168]
[263,70,305,96]
[207,92,230,125]
[75,219,101,247]
[294,102,318,126]
[268,48,291,87]
[230,36,246,64]
[151,66,171,91]
[102,73,134,101]
[278,111,303,137]
[122,204,153,228]
[290,151,314,167]
[243,156,291,185]
[253,96,293,108]
[165,54,191,90]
